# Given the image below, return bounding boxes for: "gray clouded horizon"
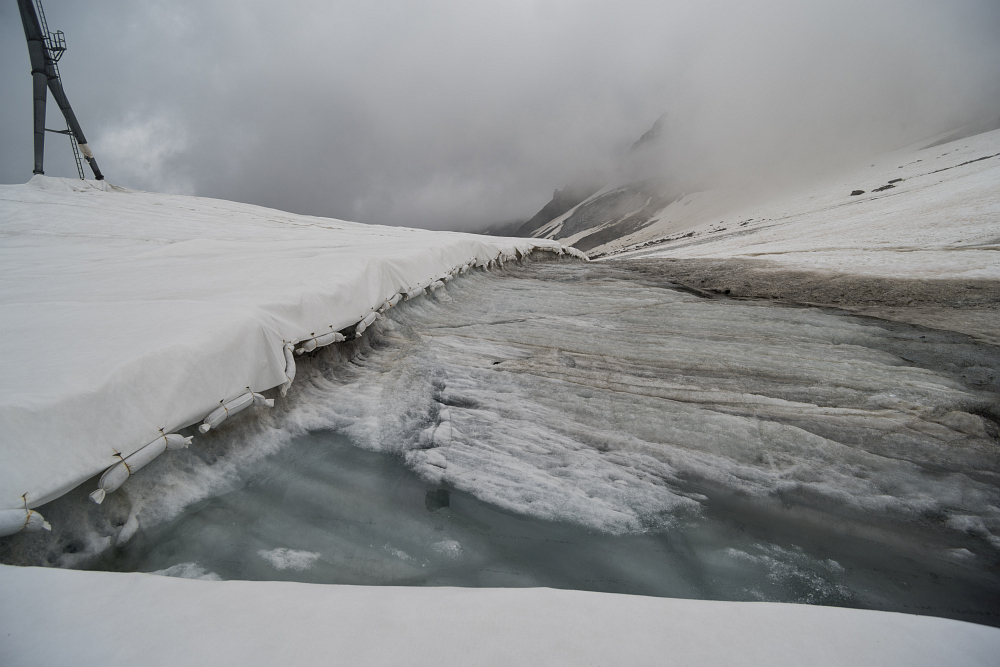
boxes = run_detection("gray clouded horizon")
[2,0,999,231]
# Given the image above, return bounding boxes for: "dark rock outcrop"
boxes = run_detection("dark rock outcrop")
[515,182,602,237]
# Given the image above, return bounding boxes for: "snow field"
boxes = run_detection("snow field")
[0,175,582,526]
[2,564,998,667]
[597,128,1000,279]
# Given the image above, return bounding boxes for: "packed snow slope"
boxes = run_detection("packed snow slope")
[549,127,1000,280]
[0,176,579,513]
[2,565,999,667]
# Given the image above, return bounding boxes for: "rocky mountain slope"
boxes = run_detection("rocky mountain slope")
[521,117,1000,260]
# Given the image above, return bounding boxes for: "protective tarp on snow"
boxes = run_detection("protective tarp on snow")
[0,176,583,513]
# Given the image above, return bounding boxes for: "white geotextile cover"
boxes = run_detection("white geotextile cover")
[2,565,999,666]
[0,176,580,511]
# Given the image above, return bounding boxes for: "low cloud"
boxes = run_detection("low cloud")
[1,0,998,230]
[96,114,194,194]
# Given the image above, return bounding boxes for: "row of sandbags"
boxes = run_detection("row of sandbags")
[5,247,564,536]
[79,256,478,514]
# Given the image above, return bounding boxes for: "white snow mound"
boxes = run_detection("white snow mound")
[2,565,999,667]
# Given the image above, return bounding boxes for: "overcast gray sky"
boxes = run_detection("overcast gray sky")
[3,0,999,230]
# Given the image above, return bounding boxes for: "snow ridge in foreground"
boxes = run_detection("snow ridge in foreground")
[2,565,999,666]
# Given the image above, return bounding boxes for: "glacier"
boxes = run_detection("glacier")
[2,167,999,664]
[5,260,997,625]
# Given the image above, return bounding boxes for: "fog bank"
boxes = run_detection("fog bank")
[1,0,998,230]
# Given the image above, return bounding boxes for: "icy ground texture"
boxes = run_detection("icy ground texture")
[7,260,997,620]
[344,264,1000,542]
[0,176,574,512]
[591,128,1000,278]
[89,429,999,622]
[0,260,1000,623]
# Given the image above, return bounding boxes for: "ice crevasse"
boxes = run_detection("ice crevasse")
[0,176,585,532]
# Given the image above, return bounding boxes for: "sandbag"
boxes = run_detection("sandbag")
[406,287,425,301]
[89,433,194,503]
[296,338,318,354]
[23,509,50,532]
[281,343,296,396]
[199,391,273,435]
[379,293,401,312]
[164,433,192,450]
[428,280,444,292]
[355,311,379,336]
[315,330,346,347]
[295,331,346,355]
[90,462,129,505]
[116,512,139,546]
[0,508,51,537]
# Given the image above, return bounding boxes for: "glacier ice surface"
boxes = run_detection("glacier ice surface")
[4,260,999,624]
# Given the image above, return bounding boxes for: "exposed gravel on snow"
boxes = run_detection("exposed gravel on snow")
[616,257,1000,346]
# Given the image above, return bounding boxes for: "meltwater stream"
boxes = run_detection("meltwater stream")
[8,259,1000,624]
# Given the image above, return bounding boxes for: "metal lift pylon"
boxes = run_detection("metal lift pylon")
[17,0,104,180]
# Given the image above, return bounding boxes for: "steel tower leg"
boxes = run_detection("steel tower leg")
[18,0,48,175]
[46,76,103,180]
[17,0,104,180]
[30,70,47,175]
